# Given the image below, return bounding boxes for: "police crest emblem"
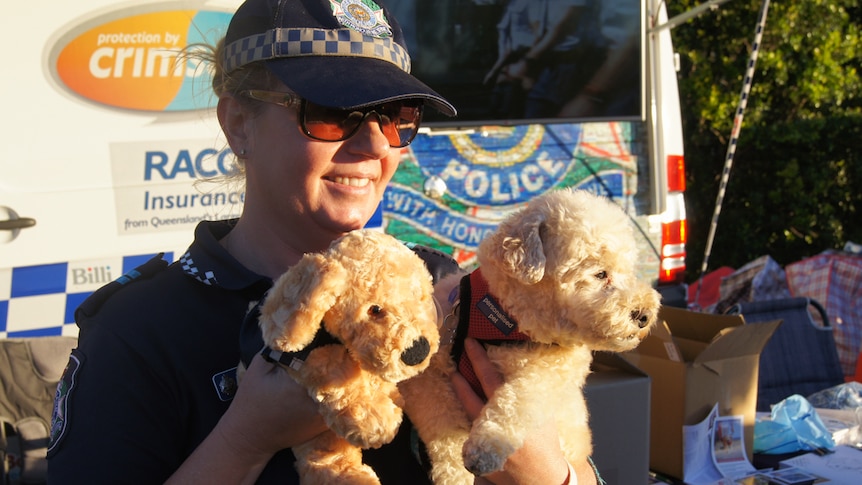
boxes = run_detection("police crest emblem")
[329,0,392,38]
[47,351,83,456]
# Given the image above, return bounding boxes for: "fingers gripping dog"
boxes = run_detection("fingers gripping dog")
[399,189,661,484]
[255,229,441,485]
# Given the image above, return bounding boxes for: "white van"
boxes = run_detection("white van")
[1,0,687,341]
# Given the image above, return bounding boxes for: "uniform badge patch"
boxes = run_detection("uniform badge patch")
[47,350,84,457]
[212,367,238,401]
[329,0,392,38]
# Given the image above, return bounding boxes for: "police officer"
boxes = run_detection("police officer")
[46,1,598,484]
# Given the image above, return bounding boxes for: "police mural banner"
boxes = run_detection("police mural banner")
[384,122,637,266]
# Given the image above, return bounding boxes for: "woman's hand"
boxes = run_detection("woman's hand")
[166,354,326,484]
[226,354,327,452]
[451,338,597,485]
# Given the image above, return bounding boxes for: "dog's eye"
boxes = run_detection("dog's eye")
[368,305,385,317]
[594,271,608,280]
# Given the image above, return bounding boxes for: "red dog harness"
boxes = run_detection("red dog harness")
[452,269,531,400]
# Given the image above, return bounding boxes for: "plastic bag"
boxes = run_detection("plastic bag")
[753,395,835,454]
[806,381,862,410]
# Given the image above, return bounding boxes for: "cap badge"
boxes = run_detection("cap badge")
[329,0,392,38]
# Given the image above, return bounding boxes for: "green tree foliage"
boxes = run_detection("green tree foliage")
[669,0,862,280]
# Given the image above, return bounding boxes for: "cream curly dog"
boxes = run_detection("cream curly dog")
[256,229,440,485]
[399,189,660,484]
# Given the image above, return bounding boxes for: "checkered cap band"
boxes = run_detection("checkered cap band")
[224,27,411,74]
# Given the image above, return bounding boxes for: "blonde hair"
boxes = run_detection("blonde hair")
[181,38,281,183]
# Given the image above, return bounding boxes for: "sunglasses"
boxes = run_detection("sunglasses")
[241,90,424,148]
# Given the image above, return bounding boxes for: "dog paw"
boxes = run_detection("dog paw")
[462,436,515,476]
[334,418,399,449]
[337,465,382,485]
[299,461,381,485]
[330,407,401,449]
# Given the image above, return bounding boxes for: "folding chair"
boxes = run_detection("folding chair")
[728,297,845,412]
[1,337,76,485]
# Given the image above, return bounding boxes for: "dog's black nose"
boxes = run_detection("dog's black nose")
[631,310,651,328]
[401,336,431,366]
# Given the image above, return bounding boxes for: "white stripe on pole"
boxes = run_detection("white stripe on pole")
[696,0,771,304]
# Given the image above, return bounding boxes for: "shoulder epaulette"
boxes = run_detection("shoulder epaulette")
[74,253,169,322]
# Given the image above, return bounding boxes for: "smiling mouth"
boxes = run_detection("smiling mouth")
[330,176,371,188]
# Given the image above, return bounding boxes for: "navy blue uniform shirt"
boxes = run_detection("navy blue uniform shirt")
[46,220,453,484]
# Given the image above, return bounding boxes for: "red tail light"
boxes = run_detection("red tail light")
[667,155,686,192]
[660,218,687,284]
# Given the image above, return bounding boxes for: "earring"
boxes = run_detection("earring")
[238,148,247,157]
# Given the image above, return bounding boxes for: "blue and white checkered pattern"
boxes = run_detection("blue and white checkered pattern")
[224,27,411,73]
[0,253,175,339]
[179,251,218,286]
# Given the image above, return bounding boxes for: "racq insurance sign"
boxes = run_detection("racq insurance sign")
[48,4,233,112]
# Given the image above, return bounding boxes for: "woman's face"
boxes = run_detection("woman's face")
[235,92,401,246]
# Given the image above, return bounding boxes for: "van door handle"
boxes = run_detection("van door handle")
[0,217,36,230]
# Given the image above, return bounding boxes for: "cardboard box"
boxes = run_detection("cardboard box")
[585,351,651,485]
[621,306,780,480]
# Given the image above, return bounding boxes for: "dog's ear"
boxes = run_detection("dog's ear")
[495,210,548,285]
[259,253,349,352]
